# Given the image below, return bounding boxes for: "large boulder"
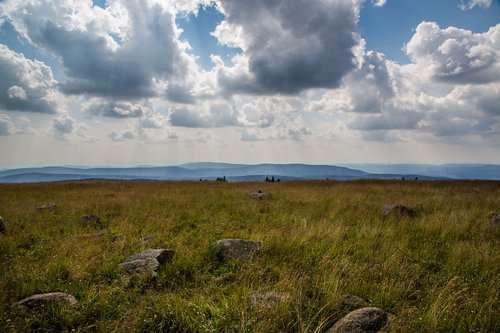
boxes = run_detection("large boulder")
[382,204,416,218]
[17,292,78,310]
[327,307,388,333]
[0,216,5,234]
[119,248,175,275]
[212,239,262,260]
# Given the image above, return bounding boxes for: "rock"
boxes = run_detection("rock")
[0,216,5,234]
[135,234,153,247]
[339,294,367,311]
[112,233,126,241]
[119,248,175,275]
[490,213,500,226]
[382,204,416,218]
[82,214,104,229]
[380,314,397,332]
[36,203,57,211]
[79,231,106,239]
[327,307,388,333]
[212,239,262,260]
[249,190,270,199]
[248,291,290,309]
[17,292,78,310]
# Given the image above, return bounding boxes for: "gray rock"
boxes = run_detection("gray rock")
[36,203,57,211]
[339,294,367,311]
[490,213,500,226]
[82,214,104,229]
[135,234,153,247]
[112,233,126,241]
[18,292,78,309]
[79,231,106,239]
[212,239,262,260]
[327,307,388,333]
[382,204,416,218]
[249,190,270,199]
[119,248,175,275]
[0,216,5,234]
[248,291,290,309]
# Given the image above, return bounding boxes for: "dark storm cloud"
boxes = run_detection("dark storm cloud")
[217,0,359,95]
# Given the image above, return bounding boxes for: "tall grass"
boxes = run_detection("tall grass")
[0,180,499,332]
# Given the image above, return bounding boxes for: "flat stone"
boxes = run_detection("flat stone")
[0,216,5,234]
[327,307,388,333]
[339,294,367,311]
[249,190,270,199]
[18,292,78,309]
[119,248,175,275]
[79,231,106,239]
[36,203,57,211]
[213,239,262,260]
[382,204,416,218]
[248,291,290,309]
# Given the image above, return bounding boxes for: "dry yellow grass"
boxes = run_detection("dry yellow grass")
[0,180,499,332]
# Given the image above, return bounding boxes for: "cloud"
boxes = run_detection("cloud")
[459,0,492,10]
[52,115,74,134]
[170,103,239,127]
[348,111,423,131]
[0,44,59,113]
[83,100,148,118]
[372,0,387,7]
[214,0,361,95]
[108,130,136,141]
[344,50,394,113]
[2,0,193,99]
[0,113,16,135]
[406,22,500,84]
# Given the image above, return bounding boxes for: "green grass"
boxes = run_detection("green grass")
[0,180,499,332]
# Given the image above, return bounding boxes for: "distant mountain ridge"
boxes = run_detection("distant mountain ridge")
[0,163,497,183]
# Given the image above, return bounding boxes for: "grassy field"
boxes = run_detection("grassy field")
[0,180,499,332]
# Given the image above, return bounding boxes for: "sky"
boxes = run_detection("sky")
[0,0,499,167]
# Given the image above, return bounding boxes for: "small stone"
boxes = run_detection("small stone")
[212,239,262,260]
[79,231,106,239]
[135,234,153,247]
[0,216,6,234]
[112,233,125,241]
[249,190,270,199]
[82,214,104,229]
[248,291,290,309]
[490,213,500,226]
[119,248,175,275]
[339,294,367,311]
[36,203,57,211]
[382,204,416,218]
[18,292,78,310]
[327,307,388,333]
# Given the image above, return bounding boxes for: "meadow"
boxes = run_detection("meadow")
[0,180,498,332]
